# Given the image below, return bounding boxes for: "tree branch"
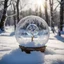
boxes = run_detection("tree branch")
[53,3,60,11]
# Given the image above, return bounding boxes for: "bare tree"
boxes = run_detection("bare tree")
[13,3,16,30]
[44,0,49,25]
[58,0,64,36]
[60,0,63,31]
[0,0,8,31]
[16,0,20,23]
[49,0,55,33]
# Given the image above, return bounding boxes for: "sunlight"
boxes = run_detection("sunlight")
[36,0,44,7]
[20,0,45,12]
[34,0,45,11]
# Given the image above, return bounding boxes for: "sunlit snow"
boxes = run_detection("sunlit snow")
[0,28,64,64]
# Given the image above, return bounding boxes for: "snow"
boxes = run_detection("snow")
[5,26,14,33]
[0,29,64,64]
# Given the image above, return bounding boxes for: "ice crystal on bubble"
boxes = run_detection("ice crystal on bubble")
[15,15,49,47]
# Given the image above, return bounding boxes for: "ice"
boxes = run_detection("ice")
[15,15,49,47]
[26,24,39,36]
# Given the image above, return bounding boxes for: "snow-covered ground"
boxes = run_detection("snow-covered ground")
[0,28,64,64]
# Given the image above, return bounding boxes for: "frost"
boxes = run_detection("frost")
[15,15,49,47]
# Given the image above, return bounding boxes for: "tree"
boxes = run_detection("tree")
[44,0,49,25]
[49,0,55,33]
[0,0,8,31]
[58,0,64,36]
[16,0,20,23]
[13,3,16,30]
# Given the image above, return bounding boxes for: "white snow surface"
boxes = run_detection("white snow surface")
[0,30,64,64]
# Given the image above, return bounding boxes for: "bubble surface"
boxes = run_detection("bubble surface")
[15,15,49,47]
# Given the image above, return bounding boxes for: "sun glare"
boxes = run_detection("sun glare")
[20,0,45,12]
[34,0,45,11]
[36,0,44,7]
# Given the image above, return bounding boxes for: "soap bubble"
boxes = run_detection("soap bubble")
[15,15,49,47]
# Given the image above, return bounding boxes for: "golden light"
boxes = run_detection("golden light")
[34,0,45,12]
[20,0,45,12]
[36,0,44,7]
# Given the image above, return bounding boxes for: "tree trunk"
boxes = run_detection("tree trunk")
[49,0,55,33]
[16,0,20,23]
[39,7,42,17]
[31,36,34,42]
[45,0,49,25]
[58,0,63,36]
[60,0,63,31]
[13,4,16,30]
[0,0,8,31]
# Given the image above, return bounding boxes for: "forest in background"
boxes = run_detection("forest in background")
[0,0,64,36]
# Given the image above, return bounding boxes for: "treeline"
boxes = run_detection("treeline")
[0,0,64,36]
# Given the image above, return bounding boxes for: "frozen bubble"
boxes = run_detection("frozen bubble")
[15,15,49,47]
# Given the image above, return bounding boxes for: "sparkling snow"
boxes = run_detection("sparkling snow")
[0,27,64,64]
